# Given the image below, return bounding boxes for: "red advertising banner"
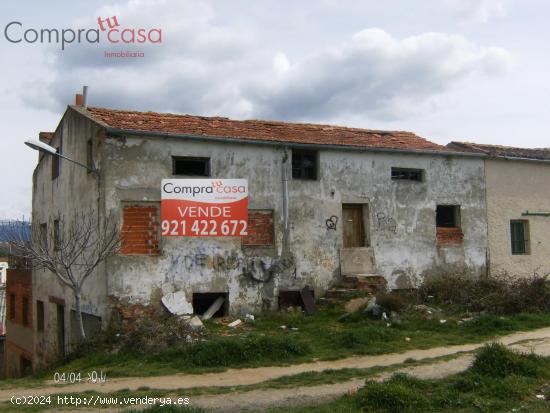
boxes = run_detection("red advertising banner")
[161,179,248,236]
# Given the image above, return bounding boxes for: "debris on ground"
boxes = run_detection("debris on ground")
[390,312,402,324]
[201,296,225,320]
[245,313,255,323]
[280,325,287,329]
[185,316,205,331]
[300,286,317,315]
[161,291,193,315]
[228,319,242,328]
[364,297,383,319]
[412,304,442,319]
[344,297,371,313]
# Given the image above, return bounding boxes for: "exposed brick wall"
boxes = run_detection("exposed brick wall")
[242,210,274,246]
[6,267,32,327]
[121,205,160,255]
[436,227,464,244]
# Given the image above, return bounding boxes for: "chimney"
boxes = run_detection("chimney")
[82,85,88,108]
[74,86,89,107]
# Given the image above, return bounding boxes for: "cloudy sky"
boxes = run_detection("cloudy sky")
[1,0,549,219]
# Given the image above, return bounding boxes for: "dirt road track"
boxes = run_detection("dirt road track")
[2,327,549,412]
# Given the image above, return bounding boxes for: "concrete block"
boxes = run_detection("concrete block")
[161,291,193,315]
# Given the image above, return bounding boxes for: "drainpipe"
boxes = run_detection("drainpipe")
[242,148,293,283]
[281,148,290,254]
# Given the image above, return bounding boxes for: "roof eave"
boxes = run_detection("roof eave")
[72,106,486,158]
[103,126,487,158]
[448,141,550,164]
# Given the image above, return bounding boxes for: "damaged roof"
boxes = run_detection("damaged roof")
[79,106,455,153]
[447,141,550,161]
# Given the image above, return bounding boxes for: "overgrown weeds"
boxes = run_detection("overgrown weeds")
[346,344,550,413]
[32,272,550,379]
[470,342,547,378]
[419,273,550,314]
[149,335,311,368]
[356,375,429,413]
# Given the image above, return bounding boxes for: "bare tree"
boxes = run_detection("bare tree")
[5,213,121,341]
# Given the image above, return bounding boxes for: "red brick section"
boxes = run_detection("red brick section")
[448,141,550,161]
[436,227,464,244]
[242,210,274,246]
[83,106,452,152]
[6,266,32,327]
[121,205,160,255]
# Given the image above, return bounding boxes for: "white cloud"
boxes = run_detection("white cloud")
[445,0,507,23]
[25,0,512,123]
[247,28,512,120]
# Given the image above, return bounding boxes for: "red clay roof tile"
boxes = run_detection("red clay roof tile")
[81,106,453,153]
[447,141,550,161]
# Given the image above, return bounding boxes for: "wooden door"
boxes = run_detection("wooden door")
[342,204,365,248]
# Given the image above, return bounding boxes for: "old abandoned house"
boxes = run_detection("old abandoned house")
[28,96,491,370]
[448,142,550,277]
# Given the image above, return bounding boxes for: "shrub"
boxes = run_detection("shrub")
[116,315,201,353]
[470,343,547,378]
[419,273,550,314]
[356,377,429,413]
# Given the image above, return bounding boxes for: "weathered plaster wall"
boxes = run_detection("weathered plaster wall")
[103,134,488,314]
[31,109,106,368]
[485,159,550,276]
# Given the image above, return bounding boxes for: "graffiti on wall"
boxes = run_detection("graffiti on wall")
[178,253,245,272]
[325,215,338,230]
[242,255,296,283]
[169,251,296,283]
[375,212,397,233]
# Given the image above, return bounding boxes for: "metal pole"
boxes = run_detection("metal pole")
[58,153,97,174]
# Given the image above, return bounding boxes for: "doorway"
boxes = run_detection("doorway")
[342,204,368,248]
[192,293,229,318]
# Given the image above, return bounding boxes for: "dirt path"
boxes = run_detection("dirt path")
[2,326,549,411]
[191,336,550,412]
[43,336,550,413]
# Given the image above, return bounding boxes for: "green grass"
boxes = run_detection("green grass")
[2,346,549,413]
[0,355,464,412]
[267,344,550,413]
[22,308,550,381]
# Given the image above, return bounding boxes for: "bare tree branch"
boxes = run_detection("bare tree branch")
[4,212,121,340]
